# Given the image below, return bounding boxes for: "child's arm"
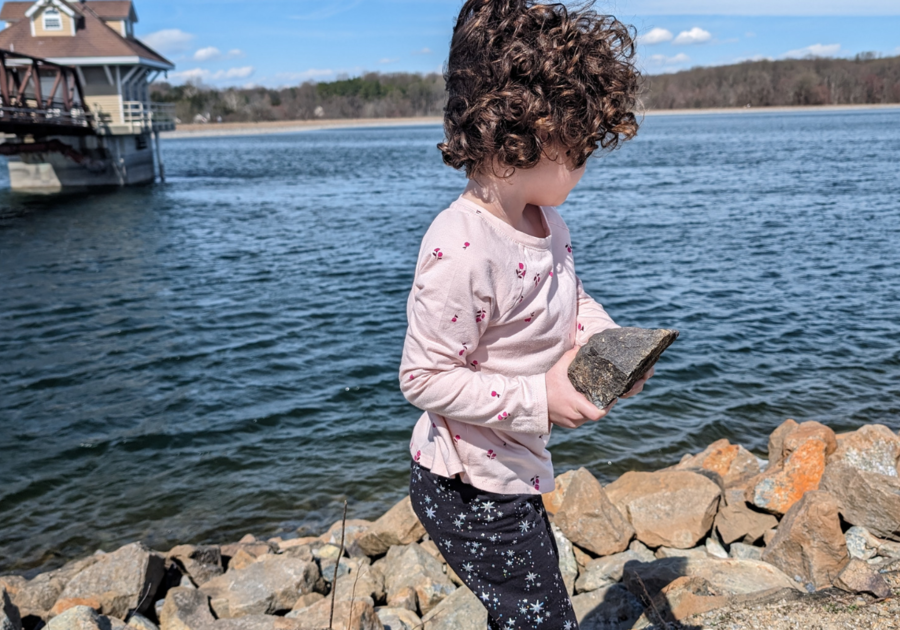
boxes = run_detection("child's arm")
[574,275,621,347]
[399,241,548,436]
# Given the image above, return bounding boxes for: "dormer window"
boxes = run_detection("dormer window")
[42,8,62,31]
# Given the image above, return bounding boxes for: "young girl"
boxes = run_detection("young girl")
[400,1,647,627]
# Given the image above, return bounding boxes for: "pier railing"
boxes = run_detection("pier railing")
[120,101,176,133]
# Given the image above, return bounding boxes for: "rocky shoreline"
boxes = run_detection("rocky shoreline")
[2,420,899,630]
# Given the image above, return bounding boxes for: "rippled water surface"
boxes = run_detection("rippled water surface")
[2,110,899,575]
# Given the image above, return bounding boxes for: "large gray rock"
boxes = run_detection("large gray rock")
[1,556,100,619]
[355,496,426,557]
[550,523,578,597]
[673,439,761,488]
[575,550,645,593]
[1,588,22,630]
[820,462,900,541]
[330,562,385,604]
[159,587,215,630]
[714,494,779,545]
[831,424,900,477]
[568,328,678,408]
[46,606,127,630]
[551,468,634,557]
[126,614,157,630]
[834,559,892,599]
[213,617,304,630]
[605,470,721,549]
[59,543,165,618]
[200,555,319,618]
[378,543,454,616]
[621,557,800,600]
[570,584,644,630]
[420,586,485,630]
[167,546,223,587]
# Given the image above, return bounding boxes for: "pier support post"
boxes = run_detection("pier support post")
[153,130,165,183]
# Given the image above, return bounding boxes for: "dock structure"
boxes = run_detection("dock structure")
[0,0,174,190]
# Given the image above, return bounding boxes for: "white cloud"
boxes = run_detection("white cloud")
[169,66,256,84]
[673,27,713,45]
[625,1,900,16]
[193,47,245,62]
[640,28,673,45]
[646,53,691,66]
[412,47,433,55]
[378,58,399,64]
[784,43,841,58]
[141,29,195,54]
[194,47,221,62]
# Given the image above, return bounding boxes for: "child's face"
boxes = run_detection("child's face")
[524,149,587,207]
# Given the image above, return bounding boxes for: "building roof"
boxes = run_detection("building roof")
[0,1,171,68]
[1,1,135,22]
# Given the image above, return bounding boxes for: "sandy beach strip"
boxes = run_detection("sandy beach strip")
[162,104,900,140]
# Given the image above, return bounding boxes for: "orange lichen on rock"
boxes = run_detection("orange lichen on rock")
[674,439,760,487]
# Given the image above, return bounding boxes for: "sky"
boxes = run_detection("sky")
[126,0,900,88]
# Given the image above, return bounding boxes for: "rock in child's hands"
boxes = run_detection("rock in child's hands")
[546,347,616,430]
[620,366,655,399]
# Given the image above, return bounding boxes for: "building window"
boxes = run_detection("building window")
[43,8,62,31]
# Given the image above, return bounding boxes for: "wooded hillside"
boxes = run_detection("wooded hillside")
[151,55,900,123]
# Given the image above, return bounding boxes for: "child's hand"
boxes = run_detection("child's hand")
[545,348,616,430]
[620,366,655,399]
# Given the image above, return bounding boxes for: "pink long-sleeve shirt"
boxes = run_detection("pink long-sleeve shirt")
[399,195,620,495]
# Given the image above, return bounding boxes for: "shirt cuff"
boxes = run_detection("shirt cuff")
[511,372,550,436]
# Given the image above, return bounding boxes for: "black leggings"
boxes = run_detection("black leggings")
[408,458,579,630]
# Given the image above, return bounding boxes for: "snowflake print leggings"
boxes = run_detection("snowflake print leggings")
[408,458,579,630]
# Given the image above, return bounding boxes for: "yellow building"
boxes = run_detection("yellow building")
[0,0,175,189]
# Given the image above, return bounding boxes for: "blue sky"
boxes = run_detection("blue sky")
[130,0,900,87]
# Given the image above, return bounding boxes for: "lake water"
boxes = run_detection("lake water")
[1,109,899,576]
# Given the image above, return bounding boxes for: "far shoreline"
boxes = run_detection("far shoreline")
[161,103,900,140]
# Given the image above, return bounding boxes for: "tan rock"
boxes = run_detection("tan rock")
[834,558,892,599]
[126,612,157,630]
[288,597,382,630]
[225,550,257,573]
[622,557,801,600]
[46,606,127,630]
[200,554,320,618]
[570,584,644,629]
[820,462,900,541]
[159,587,215,630]
[213,617,304,630]
[59,543,165,619]
[420,585,485,630]
[220,542,275,568]
[551,468,634,557]
[276,538,320,553]
[768,419,800,468]
[318,519,373,549]
[831,424,900,477]
[355,496,426,557]
[418,539,441,561]
[575,549,646,593]
[0,556,99,619]
[655,547,709,560]
[606,470,721,549]
[674,439,761,487]
[714,499,779,545]
[167,546,223,587]
[288,593,323,612]
[747,427,830,516]
[541,469,578,516]
[378,543,454,616]
[330,563,385,604]
[375,606,421,630]
[48,598,102,619]
[386,586,417,612]
[728,543,763,561]
[761,490,849,591]
[763,528,778,547]
[571,544,593,571]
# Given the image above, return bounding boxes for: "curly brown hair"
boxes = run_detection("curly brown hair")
[438,0,641,177]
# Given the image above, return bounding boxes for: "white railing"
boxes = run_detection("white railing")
[121,101,176,132]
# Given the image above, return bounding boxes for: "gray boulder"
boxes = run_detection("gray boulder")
[59,543,165,619]
[550,523,578,596]
[126,614,158,630]
[158,587,215,630]
[420,586,485,630]
[355,497,425,557]
[820,463,900,541]
[570,584,644,630]
[200,555,319,618]
[288,598,381,630]
[213,617,304,630]
[375,607,421,630]
[378,543,455,616]
[728,543,763,561]
[167,546,223,587]
[552,468,634,557]
[0,556,100,619]
[575,550,645,594]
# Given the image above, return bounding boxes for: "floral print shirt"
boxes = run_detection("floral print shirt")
[399,196,619,495]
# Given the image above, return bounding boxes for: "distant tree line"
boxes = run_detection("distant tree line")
[644,54,900,109]
[151,55,900,124]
